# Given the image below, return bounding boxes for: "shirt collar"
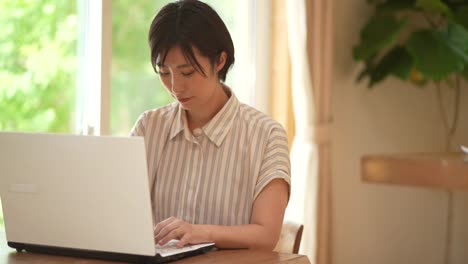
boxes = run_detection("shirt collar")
[169,87,239,147]
[169,104,185,140]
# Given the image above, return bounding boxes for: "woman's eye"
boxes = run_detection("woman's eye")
[181,71,195,77]
[159,71,170,76]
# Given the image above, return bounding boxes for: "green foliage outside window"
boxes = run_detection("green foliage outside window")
[111,0,174,135]
[0,1,77,132]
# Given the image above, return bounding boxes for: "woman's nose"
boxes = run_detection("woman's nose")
[170,76,185,93]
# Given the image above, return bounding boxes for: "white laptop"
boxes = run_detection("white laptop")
[0,132,214,263]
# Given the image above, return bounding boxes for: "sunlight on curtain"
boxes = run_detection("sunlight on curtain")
[285,0,317,261]
[269,0,295,148]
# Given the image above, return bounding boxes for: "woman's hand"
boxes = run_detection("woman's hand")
[154,216,211,248]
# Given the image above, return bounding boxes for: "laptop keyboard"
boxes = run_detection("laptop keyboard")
[155,240,215,257]
[155,240,185,255]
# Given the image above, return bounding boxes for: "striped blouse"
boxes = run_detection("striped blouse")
[130,90,290,226]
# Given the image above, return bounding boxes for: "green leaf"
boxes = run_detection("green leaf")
[376,0,417,13]
[368,46,413,87]
[439,21,468,60]
[415,0,454,18]
[353,15,407,61]
[406,29,466,80]
[454,6,468,31]
[384,46,414,79]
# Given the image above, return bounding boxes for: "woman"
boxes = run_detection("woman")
[130,0,290,250]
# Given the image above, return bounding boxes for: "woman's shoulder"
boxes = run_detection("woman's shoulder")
[236,102,286,134]
[138,102,178,122]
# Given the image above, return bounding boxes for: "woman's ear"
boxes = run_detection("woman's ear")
[215,51,227,72]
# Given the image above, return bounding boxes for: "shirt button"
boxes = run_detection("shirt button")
[193,128,202,136]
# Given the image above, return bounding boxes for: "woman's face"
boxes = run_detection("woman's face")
[156,46,226,114]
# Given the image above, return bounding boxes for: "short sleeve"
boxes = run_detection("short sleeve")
[129,111,147,137]
[254,125,291,201]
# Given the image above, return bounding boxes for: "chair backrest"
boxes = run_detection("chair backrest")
[274,220,304,254]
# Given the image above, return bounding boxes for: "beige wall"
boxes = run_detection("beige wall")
[332,0,468,264]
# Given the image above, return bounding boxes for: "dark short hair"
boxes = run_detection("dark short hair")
[148,0,235,82]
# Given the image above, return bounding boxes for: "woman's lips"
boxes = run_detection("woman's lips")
[177,97,192,103]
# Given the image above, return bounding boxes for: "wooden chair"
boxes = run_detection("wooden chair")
[274,221,304,254]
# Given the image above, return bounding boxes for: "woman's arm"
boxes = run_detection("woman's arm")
[154,178,289,250]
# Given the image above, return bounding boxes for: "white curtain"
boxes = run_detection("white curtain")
[286,0,334,263]
[285,0,317,260]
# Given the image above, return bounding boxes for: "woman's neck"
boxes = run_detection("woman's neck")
[187,84,229,130]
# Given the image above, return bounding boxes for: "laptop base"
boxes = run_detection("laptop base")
[8,241,215,264]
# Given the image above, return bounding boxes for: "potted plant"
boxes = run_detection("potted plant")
[355,3,468,264]
[353,0,468,151]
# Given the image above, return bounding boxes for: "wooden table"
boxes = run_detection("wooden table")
[0,232,310,264]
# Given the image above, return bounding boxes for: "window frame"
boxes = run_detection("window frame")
[76,0,111,135]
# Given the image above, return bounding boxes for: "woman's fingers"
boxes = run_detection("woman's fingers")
[154,216,178,243]
[176,233,191,248]
[153,217,202,247]
[158,227,184,245]
[154,217,188,245]
[154,216,175,234]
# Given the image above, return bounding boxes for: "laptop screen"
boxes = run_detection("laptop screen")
[0,132,156,256]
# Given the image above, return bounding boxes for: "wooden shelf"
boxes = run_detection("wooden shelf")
[361,152,468,191]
